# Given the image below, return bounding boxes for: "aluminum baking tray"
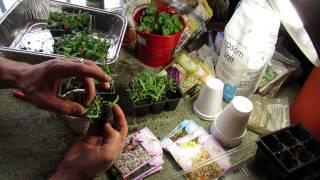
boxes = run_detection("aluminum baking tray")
[0,0,127,64]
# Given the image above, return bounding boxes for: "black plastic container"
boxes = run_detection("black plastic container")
[131,94,182,116]
[96,84,117,101]
[164,90,183,111]
[133,102,151,117]
[128,82,183,117]
[151,101,166,114]
[255,124,320,179]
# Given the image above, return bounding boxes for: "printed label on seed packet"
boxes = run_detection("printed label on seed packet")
[114,127,163,179]
[161,120,231,179]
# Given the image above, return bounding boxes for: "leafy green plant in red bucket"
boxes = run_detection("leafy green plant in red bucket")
[133,4,186,67]
[138,5,183,35]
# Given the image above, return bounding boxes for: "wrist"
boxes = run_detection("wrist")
[14,62,31,90]
[0,59,30,89]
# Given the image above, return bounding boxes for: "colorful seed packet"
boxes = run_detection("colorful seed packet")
[114,127,164,179]
[161,120,231,179]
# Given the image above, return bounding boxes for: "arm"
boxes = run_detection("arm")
[50,104,128,180]
[0,57,112,116]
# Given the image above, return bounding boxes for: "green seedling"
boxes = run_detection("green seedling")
[47,10,91,33]
[54,32,110,61]
[139,5,183,35]
[84,95,119,124]
[129,71,176,104]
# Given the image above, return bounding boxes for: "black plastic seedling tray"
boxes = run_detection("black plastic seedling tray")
[255,124,320,179]
[131,90,183,117]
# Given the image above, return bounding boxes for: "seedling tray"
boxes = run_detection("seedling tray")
[0,0,127,64]
[132,90,183,117]
[255,124,320,179]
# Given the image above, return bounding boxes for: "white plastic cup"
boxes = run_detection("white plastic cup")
[215,96,253,138]
[193,77,224,121]
[211,119,247,148]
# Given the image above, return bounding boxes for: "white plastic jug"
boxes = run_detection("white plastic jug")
[215,0,280,101]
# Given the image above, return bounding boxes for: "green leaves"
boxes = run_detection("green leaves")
[138,5,183,35]
[54,32,110,62]
[144,5,158,16]
[47,10,91,33]
[84,95,119,124]
[129,72,177,104]
[84,96,103,124]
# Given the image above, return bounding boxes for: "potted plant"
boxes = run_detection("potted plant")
[128,71,182,116]
[86,0,104,9]
[47,10,91,37]
[61,89,119,135]
[133,4,186,67]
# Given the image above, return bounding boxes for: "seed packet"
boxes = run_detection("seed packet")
[127,157,164,180]
[142,165,163,179]
[258,57,288,93]
[161,120,231,179]
[161,119,201,149]
[174,0,213,52]
[159,52,213,101]
[248,95,290,134]
[114,127,163,179]
[258,50,300,97]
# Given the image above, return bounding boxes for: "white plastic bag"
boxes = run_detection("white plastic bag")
[215,0,280,100]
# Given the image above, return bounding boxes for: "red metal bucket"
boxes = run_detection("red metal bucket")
[137,43,174,67]
[133,4,186,67]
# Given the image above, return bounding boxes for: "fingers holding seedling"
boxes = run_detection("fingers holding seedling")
[82,77,96,106]
[50,59,111,84]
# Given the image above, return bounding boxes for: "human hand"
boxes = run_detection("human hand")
[50,104,128,180]
[13,58,111,116]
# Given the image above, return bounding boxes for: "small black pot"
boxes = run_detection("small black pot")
[87,106,113,135]
[96,83,117,101]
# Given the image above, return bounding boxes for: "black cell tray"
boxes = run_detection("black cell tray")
[131,90,182,117]
[255,124,320,180]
